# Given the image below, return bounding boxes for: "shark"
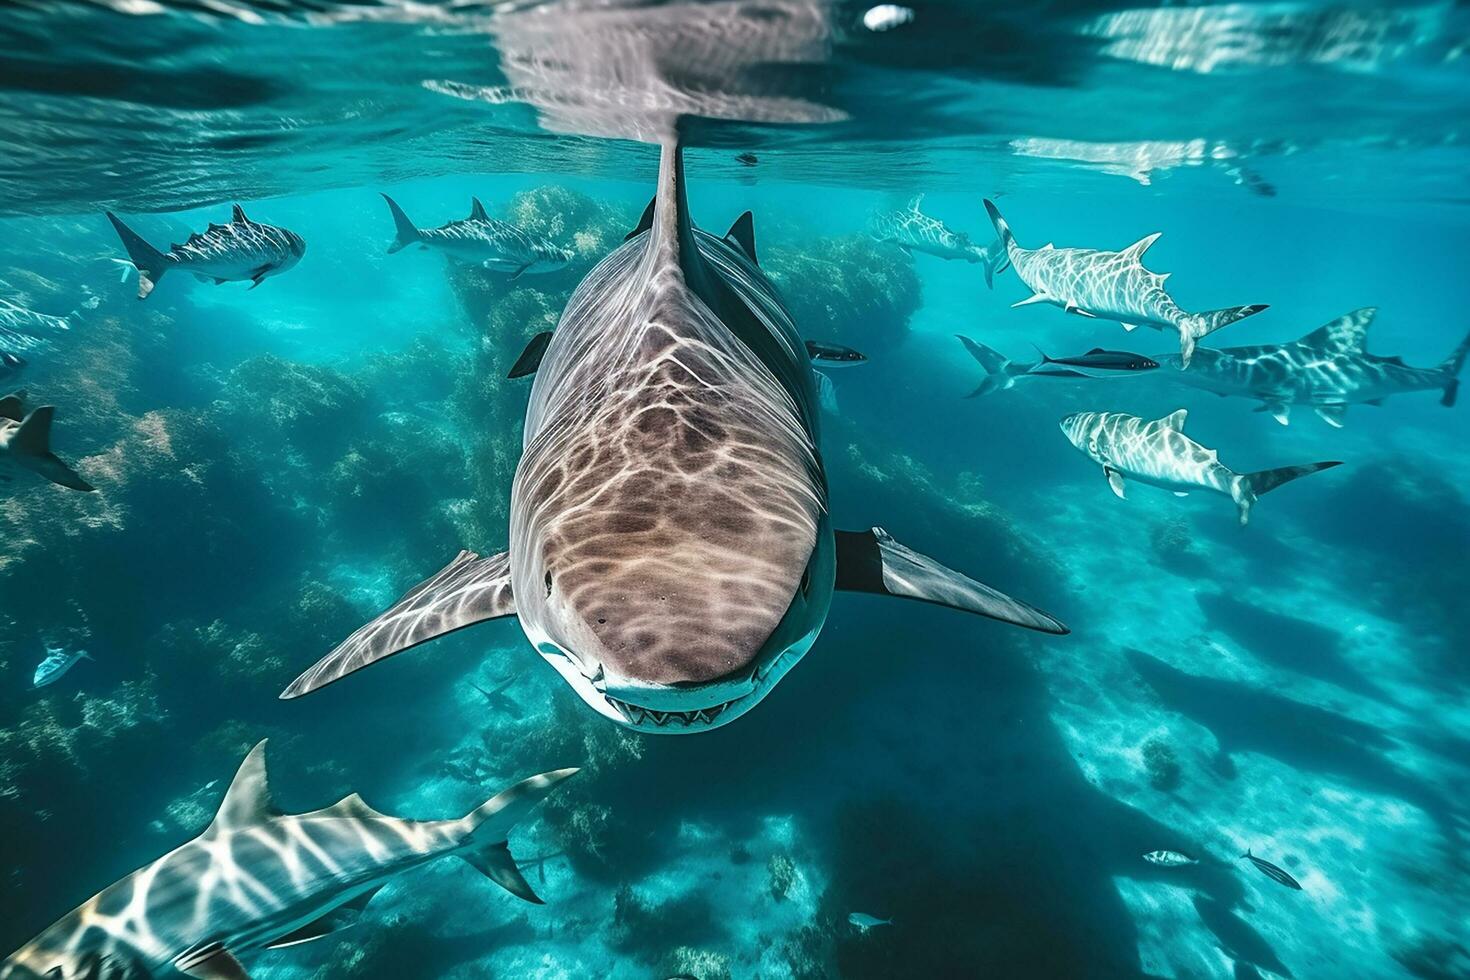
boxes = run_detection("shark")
[957,335,1158,397]
[1059,408,1340,525]
[106,206,306,301]
[983,200,1267,366]
[0,392,94,492]
[870,196,1010,287]
[381,195,574,279]
[0,299,73,341]
[0,741,576,980]
[470,671,525,719]
[1162,307,1470,427]
[281,143,1067,734]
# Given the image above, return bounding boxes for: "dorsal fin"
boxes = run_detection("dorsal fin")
[725,211,757,263]
[1300,307,1376,353]
[313,791,385,820]
[0,393,23,422]
[1084,347,1105,355]
[1123,232,1161,261]
[469,197,489,221]
[625,196,656,241]
[1157,408,1187,430]
[231,204,249,224]
[906,194,924,212]
[207,740,279,834]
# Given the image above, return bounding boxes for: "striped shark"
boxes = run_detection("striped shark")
[381,195,574,279]
[281,143,1067,734]
[1163,307,1470,427]
[0,299,73,341]
[870,196,1010,287]
[1059,408,1340,525]
[983,199,1267,366]
[106,206,305,301]
[957,335,1157,397]
[0,392,93,492]
[0,741,577,980]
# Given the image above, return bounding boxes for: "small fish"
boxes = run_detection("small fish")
[1240,848,1303,890]
[106,205,306,300]
[381,194,573,279]
[1034,348,1158,373]
[735,152,759,167]
[32,646,92,688]
[957,337,1155,397]
[805,339,868,367]
[0,352,25,385]
[848,912,893,931]
[1143,849,1198,867]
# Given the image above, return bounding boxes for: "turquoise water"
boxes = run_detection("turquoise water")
[2,2,1469,978]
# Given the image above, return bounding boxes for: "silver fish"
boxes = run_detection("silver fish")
[1142,849,1198,867]
[1165,308,1470,427]
[0,741,577,980]
[281,143,1066,735]
[106,205,305,300]
[32,646,92,688]
[381,195,573,279]
[1059,408,1339,525]
[984,199,1267,366]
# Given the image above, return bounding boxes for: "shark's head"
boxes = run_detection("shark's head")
[1060,411,1107,463]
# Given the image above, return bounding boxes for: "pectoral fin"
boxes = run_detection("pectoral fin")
[462,842,544,904]
[1119,323,1138,332]
[1105,467,1126,499]
[508,262,533,282]
[1315,405,1346,428]
[1012,293,1050,308]
[508,331,553,379]
[1064,304,1098,319]
[280,550,515,699]
[833,527,1067,634]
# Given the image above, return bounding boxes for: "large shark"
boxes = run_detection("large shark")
[1059,408,1340,525]
[0,392,93,492]
[107,206,305,301]
[1162,307,1470,427]
[282,144,1067,734]
[983,199,1267,366]
[870,196,1010,286]
[0,741,576,980]
[381,195,574,279]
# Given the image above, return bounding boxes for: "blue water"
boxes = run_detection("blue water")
[2,2,1469,978]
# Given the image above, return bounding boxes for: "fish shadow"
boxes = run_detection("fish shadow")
[1195,592,1391,703]
[1125,649,1459,846]
[1193,895,1293,978]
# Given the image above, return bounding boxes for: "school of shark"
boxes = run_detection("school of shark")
[3,1,1468,977]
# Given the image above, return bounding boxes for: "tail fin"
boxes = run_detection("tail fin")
[458,768,578,904]
[105,212,168,300]
[1439,329,1470,407]
[976,237,1011,289]
[1177,304,1268,367]
[957,335,1022,397]
[381,194,421,254]
[1229,460,1341,526]
[11,407,94,492]
[982,200,1020,268]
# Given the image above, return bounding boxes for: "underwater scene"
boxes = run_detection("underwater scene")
[2,1,1468,978]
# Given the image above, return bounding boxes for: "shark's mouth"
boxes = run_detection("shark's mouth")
[602,693,743,729]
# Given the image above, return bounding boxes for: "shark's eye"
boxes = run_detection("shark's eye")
[544,571,554,598]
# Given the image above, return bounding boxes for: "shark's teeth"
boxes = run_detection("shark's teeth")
[603,696,736,728]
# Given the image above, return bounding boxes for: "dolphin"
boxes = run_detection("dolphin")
[0,741,576,980]
[1163,307,1470,427]
[870,196,1010,286]
[106,205,306,300]
[1059,408,1340,525]
[0,392,93,492]
[957,336,1158,397]
[983,200,1267,366]
[381,195,575,279]
[282,143,1067,734]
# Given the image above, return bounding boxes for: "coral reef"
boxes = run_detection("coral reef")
[765,234,922,352]
[768,852,797,902]
[1141,737,1182,792]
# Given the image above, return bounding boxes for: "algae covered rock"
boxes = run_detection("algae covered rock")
[1141,736,1182,792]
[766,234,922,352]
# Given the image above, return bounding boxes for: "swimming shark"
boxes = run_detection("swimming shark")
[0,392,93,492]
[0,741,576,980]
[1163,307,1470,427]
[107,206,305,301]
[0,299,73,339]
[983,200,1267,366]
[870,196,1010,287]
[381,195,574,279]
[1059,408,1340,525]
[282,143,1067,734]
[957,336,1158,397]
